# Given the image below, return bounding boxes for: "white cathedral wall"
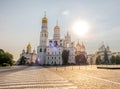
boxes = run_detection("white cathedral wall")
[46,55,62,65]
[45,46,63,65]
[37,52,45,65]
[37,46,46,65]
[68,47,76,64]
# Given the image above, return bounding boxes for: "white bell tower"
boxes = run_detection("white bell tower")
[37,12,48,65]
[53,21,60,40]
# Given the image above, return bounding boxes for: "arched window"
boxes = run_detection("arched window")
[40,48,42,52]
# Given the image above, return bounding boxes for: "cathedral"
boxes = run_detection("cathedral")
[37,13,87,65]
[17,43,37,65]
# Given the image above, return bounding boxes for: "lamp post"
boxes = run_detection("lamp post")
[90,57,93,69]
[55,62,57,71]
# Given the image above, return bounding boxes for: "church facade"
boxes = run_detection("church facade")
[37,13,87,65]
[17,43,37,65]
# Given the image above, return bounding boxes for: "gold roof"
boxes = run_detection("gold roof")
[54,25,60,29]
[27,43,32,49]
[76,42,85,49]
[42,17,48,23]
[76,43,81,48]
[81,44,85,48]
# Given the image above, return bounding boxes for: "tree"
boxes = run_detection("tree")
[0,49,4,54]
[0,49,14,66]
[18,56,26,65]
[116,55,120,64]
[62,50,69,65]
[96,56,102,65]
[110,56,116,64]
[104,49,109,64]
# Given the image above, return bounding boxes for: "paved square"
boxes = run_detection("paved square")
[0,66,120,89]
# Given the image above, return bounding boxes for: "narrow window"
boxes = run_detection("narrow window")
[44,48,46,52]
[40,48,42,52]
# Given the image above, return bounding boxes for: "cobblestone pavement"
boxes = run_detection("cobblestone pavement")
[0,66,77,89]
[49,65,120,89]
[0,66,120,89]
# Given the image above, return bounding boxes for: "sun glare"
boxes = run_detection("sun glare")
[72,20,89,37]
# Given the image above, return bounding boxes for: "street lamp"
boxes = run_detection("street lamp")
[90,57,93,69]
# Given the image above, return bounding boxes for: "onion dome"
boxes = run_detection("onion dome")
[42,17,48,23]
[54,25,60,29]
[76,42,81,49]
[27,43,32,49]
[54,20,60,30]
[42,11,48,23]
[81,43,85,49]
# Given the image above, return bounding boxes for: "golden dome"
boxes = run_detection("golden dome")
[27,43,32,49]
[42,17,48,23]
[76,43,81,48]
[81,43,85,49]
[54,25,60,29]
[81,45,85,48]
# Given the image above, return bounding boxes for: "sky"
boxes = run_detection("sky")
[0,0,120,60]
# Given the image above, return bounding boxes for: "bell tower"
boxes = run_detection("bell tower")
[37,12,48,65]
[53,21,60,40]
[40,12,48,46]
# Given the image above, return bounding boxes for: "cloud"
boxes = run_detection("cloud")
[62,10,69,16]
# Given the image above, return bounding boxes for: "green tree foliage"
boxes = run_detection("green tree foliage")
[62,50,69,65]
[96,56,102,65]
[116,55,120,64]
[110,56,116,64]
[18,56,26,65]
[0,49,14,66]
[0,49,4,53]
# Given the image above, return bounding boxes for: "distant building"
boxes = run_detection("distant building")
[75,42,87,64]
[91,44,112,64]
[17,43,37,65]
[112,52,120,56]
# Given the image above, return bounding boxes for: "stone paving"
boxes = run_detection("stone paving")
[0,66,120,89]
[0,66,77,89]
[49,65,120,89]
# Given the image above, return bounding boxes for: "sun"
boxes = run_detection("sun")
[72,20,89,37]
